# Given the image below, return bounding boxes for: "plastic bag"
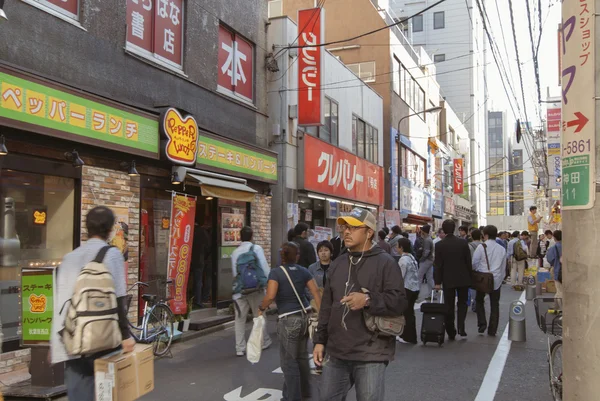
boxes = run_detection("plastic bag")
[246,315,265,364]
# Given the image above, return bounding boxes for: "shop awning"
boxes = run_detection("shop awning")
[403,214,433,226]
[174,166,257,202]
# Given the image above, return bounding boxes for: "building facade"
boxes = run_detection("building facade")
[486,111,509,216]
[508,122,535,216]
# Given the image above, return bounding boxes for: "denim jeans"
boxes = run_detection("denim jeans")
[65,358,95,401]
[277,314,310,401]
[319,355,387,401]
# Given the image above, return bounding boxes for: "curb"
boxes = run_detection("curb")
[176,320,235,343]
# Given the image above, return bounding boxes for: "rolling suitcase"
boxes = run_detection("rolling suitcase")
[420,290,447,347]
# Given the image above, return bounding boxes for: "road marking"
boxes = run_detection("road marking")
[224,386,282,401]
[474,291,527,401]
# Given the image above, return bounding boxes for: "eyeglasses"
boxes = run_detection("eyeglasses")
[339,224,368,233]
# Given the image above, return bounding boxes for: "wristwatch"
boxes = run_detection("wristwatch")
[364,293,371,309]
[259,305,267,312]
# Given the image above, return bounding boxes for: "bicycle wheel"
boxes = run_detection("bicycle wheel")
[146,303,174,357]
[549,339,563,401]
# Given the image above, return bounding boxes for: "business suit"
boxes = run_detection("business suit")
[434,234,473,338]
[293,235,317,268]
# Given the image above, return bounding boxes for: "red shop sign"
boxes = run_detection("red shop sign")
[217,25,254,102]
[304,135,384,206]
[453,158,464,195]
[167,193,197,315]
[297,8,324,126]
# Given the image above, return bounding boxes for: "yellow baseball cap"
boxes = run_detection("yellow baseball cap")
[337,208,377,231]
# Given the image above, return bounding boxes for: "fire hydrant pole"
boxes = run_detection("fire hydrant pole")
[561,0,600,399]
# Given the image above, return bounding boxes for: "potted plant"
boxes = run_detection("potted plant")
[178,297,193,332]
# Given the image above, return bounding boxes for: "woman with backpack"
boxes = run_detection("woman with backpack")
[398,237,420,344]
[258,242,322,401]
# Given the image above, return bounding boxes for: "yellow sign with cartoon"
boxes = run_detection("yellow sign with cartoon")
[161,108,199,166]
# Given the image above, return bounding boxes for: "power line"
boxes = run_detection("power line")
[507,0,532,125]
[525,0,542,104]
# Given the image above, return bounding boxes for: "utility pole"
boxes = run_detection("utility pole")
[561,0,599,399]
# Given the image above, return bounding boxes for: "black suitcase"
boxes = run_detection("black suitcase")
[420,290,447,347]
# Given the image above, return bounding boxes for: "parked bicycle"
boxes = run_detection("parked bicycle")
[127,279,175,357]
[534,297,563,401]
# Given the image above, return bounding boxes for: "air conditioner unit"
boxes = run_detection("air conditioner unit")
[289,104,298,119]
[268,0,283,18]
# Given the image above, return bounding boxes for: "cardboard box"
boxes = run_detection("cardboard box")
[95,344,154,401]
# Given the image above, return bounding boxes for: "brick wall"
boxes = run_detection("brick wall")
[81,166,140,321]
[0,349,31,388]
[251,194,272,264]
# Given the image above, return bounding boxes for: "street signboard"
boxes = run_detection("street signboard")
[561,0,595,209]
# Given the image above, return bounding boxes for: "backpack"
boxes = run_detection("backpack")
[514,240,528,261]
[61,246,122,356]
[233,245,267,294]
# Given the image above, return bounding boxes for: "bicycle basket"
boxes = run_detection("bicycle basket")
[533,297,562,335]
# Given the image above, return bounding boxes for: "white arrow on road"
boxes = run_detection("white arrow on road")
[224,386,282,401]
[272,353,316,374]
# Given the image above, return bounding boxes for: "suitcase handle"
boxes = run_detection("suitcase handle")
[431,290,444,304]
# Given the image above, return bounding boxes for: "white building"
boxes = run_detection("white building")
[267,15,384,265]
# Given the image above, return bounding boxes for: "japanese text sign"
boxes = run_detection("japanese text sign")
[161,108,199,166]
[218,25,254,102]
[167,193,196,315]
[298,8,324,126]
[197,135,278,182]
[303,135,384,206]
[546,108,561,133]
[126,0,183,68]
[400,177,432,217]
[561,0,595,209]
[22,269,54,345]
[433,157,444,217]
[453,158,463,195]
[444,196,455,215]
[0,69,159,158]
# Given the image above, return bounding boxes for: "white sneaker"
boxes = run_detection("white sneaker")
[236,351,245,357]
[396,336,409,344]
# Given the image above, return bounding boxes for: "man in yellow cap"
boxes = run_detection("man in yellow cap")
[313,208,407,401]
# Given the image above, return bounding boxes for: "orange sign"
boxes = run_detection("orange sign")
[453,158,464,195]
[29,294,47,314]
[33,208,47,226]
[161,108,199,166]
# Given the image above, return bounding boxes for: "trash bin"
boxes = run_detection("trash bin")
[508,300,526,342]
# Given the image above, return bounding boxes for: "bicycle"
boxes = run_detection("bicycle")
[534,297,563,401]
[127,279,175,357]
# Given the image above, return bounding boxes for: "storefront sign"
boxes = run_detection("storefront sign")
[326,201,339,219]
[305,209,313,222]
[444,196,455,216]
[32,207,47,226]
[218,25,254,102]
[561,0,595,209]
[384,210,400,228]
[167,193,197,315]
[22,268,54,345]
[197,134,277,182]
[432,157,444,218]
[161,108,199,166]
[547,107,561,132]
[453,158,464,195]
[298,8,324,126]
[0,69,159,158]
[390,128,399,210]
[455,205,472,221]
[400,177,432,218]
[303,135,384,206]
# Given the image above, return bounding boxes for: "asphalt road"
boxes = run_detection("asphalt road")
[137,285,555,401]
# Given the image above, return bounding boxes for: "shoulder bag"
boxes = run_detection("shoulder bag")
[279,266,319,340]
[472,244,495,293]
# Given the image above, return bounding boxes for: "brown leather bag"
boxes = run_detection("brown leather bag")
[472,244,495,293]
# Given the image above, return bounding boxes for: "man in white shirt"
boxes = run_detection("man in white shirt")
[472,225,507,337]
[230,226,272,356]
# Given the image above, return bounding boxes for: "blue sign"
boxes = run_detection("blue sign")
[512,305,523,315]
[399,177,432,218]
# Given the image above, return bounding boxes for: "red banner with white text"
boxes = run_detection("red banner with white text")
[453,158,464,195]
[304,135,384,206]
[167,193,197,314]
[298,8,323,126]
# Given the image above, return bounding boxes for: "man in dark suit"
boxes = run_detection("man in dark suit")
[434,219,473,340]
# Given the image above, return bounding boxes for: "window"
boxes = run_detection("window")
[353,116,378,163]
[348,62,376,83]
[126,0,185,71]
[413,15,423,32]
[434,54,446,63]
[393,57,401,95]
[217,25,255,102]
[434,11,445,29]
[399,64,426,118]
[25,0,79,20]
[319,97,339,145]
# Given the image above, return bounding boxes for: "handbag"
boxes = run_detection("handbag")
[472,244,495,293]
[279,266,318,340]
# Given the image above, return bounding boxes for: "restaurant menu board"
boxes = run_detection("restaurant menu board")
[22,268,54,345]
[153,199,171,275]
[309,226,333,253]
[222,213,245,246]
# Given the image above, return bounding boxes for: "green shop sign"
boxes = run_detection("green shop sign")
[196,134,278,183]
[0,69,159,158]
[21,268,55,345]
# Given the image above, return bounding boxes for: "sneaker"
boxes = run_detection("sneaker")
[396,336,409,344]
[459,331,468,339]
[478,327,485,335]
[262,340,272,350]
[236,351,245,357]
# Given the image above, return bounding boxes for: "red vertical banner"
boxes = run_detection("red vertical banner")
[298,8,324,126]
[154,0,184,67]
[167,193,197,314]
[126,0,153,53]
[453,158,464,195]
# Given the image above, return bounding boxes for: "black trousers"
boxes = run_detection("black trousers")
[476,287,501,335]
[443,287,469,337]
[401,289,419,343]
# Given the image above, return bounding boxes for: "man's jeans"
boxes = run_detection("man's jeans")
[65,358,95,401]
[234,291,272,353]
[320,355,387,401]
[277,314,310,401]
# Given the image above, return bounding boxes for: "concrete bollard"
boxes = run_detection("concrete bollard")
[508,300,526,342]
[526,285,537,300]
